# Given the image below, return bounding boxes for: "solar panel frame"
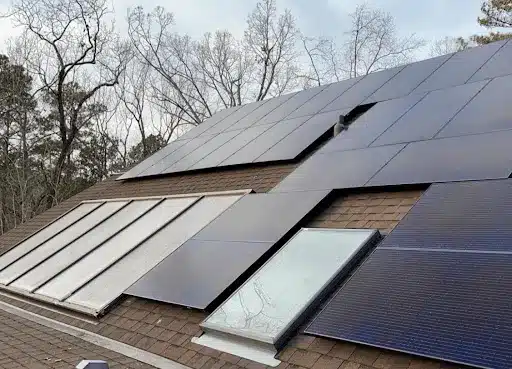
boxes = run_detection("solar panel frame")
[468,39,512,83]
[370,80,489,146]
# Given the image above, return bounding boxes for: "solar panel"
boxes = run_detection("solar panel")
[256,85,328,125]
[192,190,330,243]
[319,94,425,153]
[70,195,242,312]
[370,80,489,146]
[256,109,347,162]
[469,39,512,83]
[321,66,405,112]
[306,248,512,369]
[202,100,269,136]
[226,93,298,131]
[364,54,452,103]
[373,180,512,252]
[436,74,512,138]
[139,135,215,177]
[200,228,379,348]
[125,239,273,310]
[189,124,274,170]
[176,106,241,141]
[367,130,512,187]
[161,130,242,173]
[287,77,364,119]
[272,144,405,192]
[220,116,311,166]
[412,40,506,94]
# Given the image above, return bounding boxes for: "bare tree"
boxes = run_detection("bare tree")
[429,37,472,57]
[9,0,130,207]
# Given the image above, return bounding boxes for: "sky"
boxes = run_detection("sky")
[0,0,489,56]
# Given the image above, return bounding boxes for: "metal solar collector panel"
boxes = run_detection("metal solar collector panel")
[370,80,489,146]
[226,93,298,131]
[436,74,512,138]
[367,130,512,187]
[375,180,512,252]
[11,200,159,292]
[364,54,452,103]
[305,248,512,369]
[69,195,242,313]
[162,130,242,173]
[189,125,273,170]
[256,109,347,162]
[319,94,425,153]
[412,40,506,94]
[321,66,404,112]
[221,116,311,166]
[272,144,405,192]
[469,39,512,82]
[0,203,101,269]
[0,201,128,286]
[287,77,364,119]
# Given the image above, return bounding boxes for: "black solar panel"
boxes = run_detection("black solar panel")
[370,80,489,146]
[256,109,347,162]
[287,77,364,119]
[226,93,298,131]
[321,66,405,112]
[177,106,241,141]
[319,94,425,153]
[272,144,405,192]
[189,124,274,170]
[221,116,311,166]
[139,135,215,177]
[469,39,512,82]
[257,85,328,125]
[162,130,242,173]
[364,54,451,103]
[306,248,512,369]
[125,240,273,310]
[367,130,512,187]
[436,74,512,138]
[375,180,512,252]
[192,190,330,243]
[412,40,506,94]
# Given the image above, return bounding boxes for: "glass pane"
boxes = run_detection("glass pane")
[11,200,159,292]
[0,202,101,271]
[67,195,243,311]
[203,229,376,343]
[36,197,198,301]
[0,202,127,285]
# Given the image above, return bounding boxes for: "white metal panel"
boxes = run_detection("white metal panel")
[67,195,243,312]
[0,202,127,285]
[11,200,159,292]
[0,203,102,271]
[36,197,198,301]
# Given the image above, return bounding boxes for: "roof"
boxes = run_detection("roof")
[0,39,511,369]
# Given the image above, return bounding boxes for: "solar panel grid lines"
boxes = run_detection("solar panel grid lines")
[363,53,453,104]
[411,39,507,95]
[369,79,491,147]
[435,74,512,138]
[468,38,512,83]
[320,65,406,113]
[177,105,242,141]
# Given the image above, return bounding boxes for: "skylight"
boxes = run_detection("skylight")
[193,228,380,366]
[0,192,247,316]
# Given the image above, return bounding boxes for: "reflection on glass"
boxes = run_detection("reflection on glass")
[204,228,376,343]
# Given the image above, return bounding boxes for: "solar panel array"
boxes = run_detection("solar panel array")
[126,190,331,310]
[120,40,512,180]
[306,179,512,369]
[0,193,245,316]
[272,40,512,192]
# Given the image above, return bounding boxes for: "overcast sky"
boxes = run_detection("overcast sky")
[0,0,488,56]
